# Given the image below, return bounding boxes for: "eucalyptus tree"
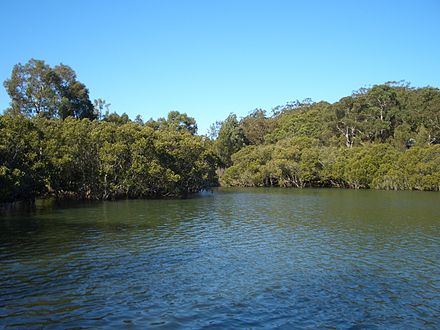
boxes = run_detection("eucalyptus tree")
[4,59,95,119]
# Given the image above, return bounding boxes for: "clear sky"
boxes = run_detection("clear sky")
[1,0,439,134]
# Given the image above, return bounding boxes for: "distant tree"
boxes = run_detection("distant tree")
[3,59,95,119]
[240,109,273,145]
[207,121,222,140]
[144,118,161,130]
[166,111,198,134]
[103,112,130,125]
[134,114,144,125]
[4,59,58,117]
[215,113,247,167]
[53,64,95,119]
[93,98,111,120]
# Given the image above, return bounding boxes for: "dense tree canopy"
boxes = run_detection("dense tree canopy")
[217,82,440,191]
[1,60,439,204]
[0,115,217,203]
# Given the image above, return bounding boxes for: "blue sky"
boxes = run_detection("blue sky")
[1,0,439,134]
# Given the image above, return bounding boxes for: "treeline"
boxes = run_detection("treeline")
[2,59,439,204]
[0,115,217,203]
[214,82,440,191]
[1,59,217,203]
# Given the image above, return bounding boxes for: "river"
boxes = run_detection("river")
[0,188,439,328]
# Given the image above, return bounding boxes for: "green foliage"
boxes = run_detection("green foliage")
[144,111,198,135]
[239,109,273,145]
[343,144,400,189]
[218,83,440,191]
[265,101,334,144]
[214,113,247,167]
[373,146,440,191]
[1,60,219,203]
[0,115,46,202]
[2,59,439,201]
[165,111,198,135]
[4,59,95,120]
[103,112,130,125]
[0,114,218,203]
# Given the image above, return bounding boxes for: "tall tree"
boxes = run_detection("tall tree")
[3,59,95,120]
[215,113,247,167]
[166,111,198,135]
[240,109,273,145]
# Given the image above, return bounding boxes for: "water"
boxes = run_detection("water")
[1,188,439,329]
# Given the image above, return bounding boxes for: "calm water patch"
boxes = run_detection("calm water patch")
[1,188,439,328]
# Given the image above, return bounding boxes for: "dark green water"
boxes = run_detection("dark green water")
[1,188,439,329]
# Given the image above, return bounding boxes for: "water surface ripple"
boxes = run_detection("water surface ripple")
[1,188,439,329]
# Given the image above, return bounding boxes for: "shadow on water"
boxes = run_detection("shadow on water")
[0,192,218,258]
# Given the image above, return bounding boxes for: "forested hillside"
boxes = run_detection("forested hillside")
[214,83,440,191]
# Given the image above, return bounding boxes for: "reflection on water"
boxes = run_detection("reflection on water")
[1,188,439,328]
